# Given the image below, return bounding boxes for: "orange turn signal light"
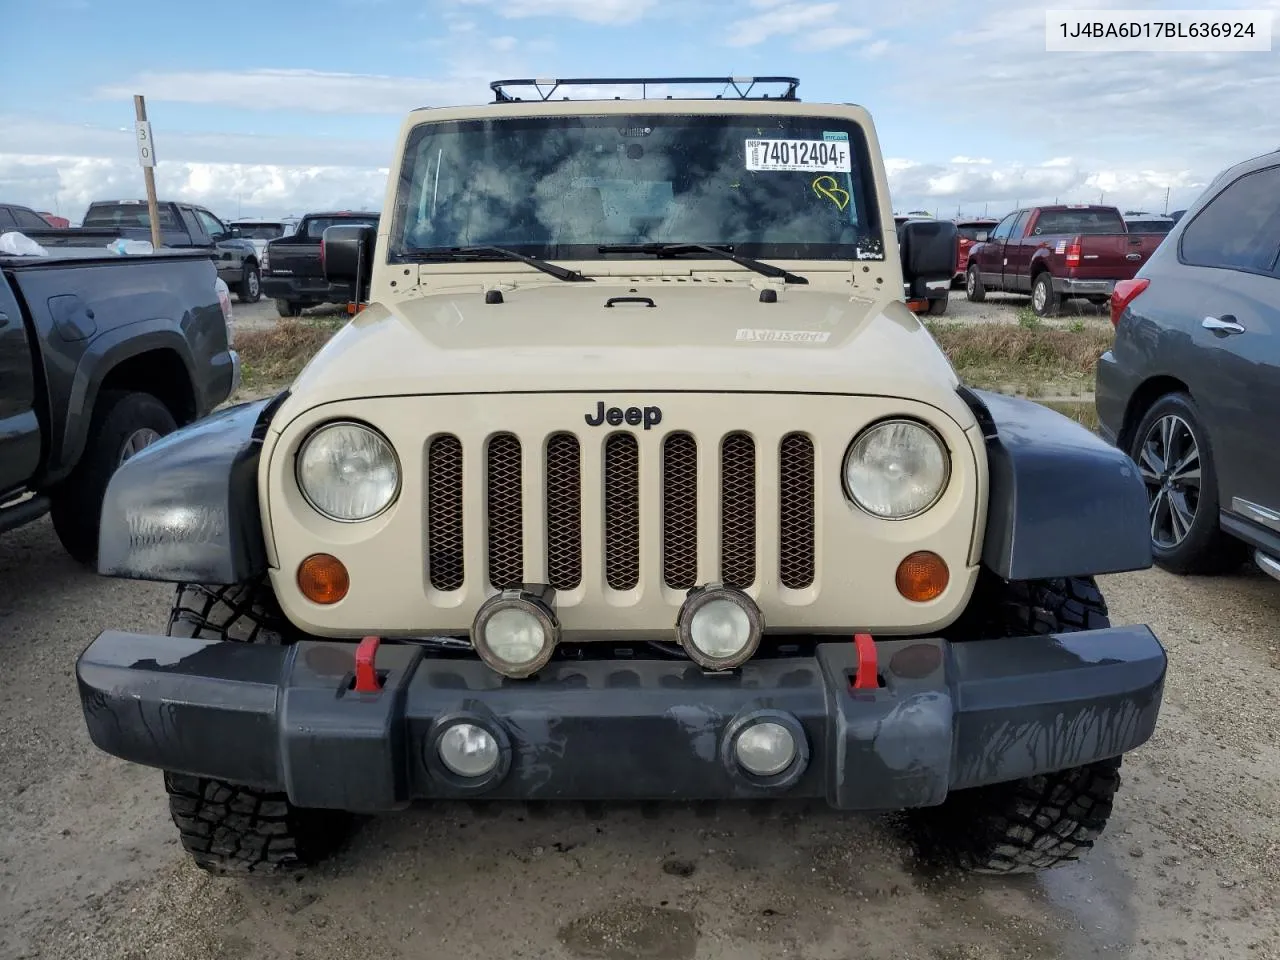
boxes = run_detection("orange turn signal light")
[895,551,949,602]
[297,553,349,604]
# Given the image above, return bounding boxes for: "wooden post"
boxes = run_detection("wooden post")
[133,95,162,250]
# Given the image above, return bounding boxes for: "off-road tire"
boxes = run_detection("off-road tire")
[164,773,347,876]
[238,262,261,303]
[275,298,303,318]
[912,574,1124,873]
[1030,271,1059,317]
[162,580,350,874]
[49,390,177,566]
[926,291,949,316]
[1126,391,1244,575]
[965,265,985,302]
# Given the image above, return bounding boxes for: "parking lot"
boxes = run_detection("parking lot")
[1,349,1277,960]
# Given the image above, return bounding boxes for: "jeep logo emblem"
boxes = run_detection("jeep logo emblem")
[585,401,662,430]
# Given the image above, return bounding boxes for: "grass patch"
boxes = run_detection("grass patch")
[234,318,344,393]
[1040,399,1101,433]
[925,320,1112,396]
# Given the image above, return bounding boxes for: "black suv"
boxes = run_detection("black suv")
[1096,149,1280,582]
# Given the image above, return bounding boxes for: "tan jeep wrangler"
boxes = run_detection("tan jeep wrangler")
[78,76,1166,876]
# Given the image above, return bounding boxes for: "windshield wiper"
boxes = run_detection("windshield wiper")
[405,245,594,282]
[597,243,808,285]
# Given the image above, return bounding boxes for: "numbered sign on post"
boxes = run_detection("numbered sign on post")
[135,120,156,167]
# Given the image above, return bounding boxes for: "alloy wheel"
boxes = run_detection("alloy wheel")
[119,427,162,466]
[1138,414,1201,549]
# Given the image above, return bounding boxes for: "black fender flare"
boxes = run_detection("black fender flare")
[97,392,287,584]
[960,388,1152,580]
[59,320,199,473]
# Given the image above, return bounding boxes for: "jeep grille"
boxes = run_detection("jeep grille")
[425,431,817,594]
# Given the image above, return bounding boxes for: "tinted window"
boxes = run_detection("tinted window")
[391,114,885,261]
[1010,210,1032,238]
[1031,208,1125,235]
[304,216,379,238]
[11,208,50,231]
[194,209,228,239]
[83,202,180,229]
[957,224,993,241]
[235,223,287,239]
[990,213,1018,241]
[1125,219,1173,234]
[0,208,17,231]
[1180,164,1280,274]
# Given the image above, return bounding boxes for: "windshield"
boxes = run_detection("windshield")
[304,216,378,238]
[1125,219,1173,234]
[957,225,993,241]
[1032,209,1125,235]
[236,223,287,239]
[390,114,884,263]
[83,202,179,229]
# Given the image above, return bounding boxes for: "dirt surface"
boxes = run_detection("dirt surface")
[2,516,1278,960]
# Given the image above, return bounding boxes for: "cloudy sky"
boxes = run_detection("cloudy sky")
[3,0,1279,223]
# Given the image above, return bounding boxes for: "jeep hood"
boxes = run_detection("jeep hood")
[277,282,966,419]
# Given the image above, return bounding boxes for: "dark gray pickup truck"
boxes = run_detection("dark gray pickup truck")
[262,210,379,316]
[77,200,263,304]
[0,248,240,564]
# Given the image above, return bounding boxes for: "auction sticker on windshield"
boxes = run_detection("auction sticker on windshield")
[746,139,852,173]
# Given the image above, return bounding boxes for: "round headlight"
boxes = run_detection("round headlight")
[691,599,752,659]
[471,590,561,678]
[734,721,797,777]
[675,586,764,671]
[438,723,500,778]
[843,419,950,519]
[297,421,400,522]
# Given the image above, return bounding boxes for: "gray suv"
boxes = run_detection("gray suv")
[1096,149,1280,581]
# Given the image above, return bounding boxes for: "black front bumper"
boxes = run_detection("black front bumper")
[77,628,1166,814]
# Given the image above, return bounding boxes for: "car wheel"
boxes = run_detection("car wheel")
[162,581,350,874]
[1127,392,1243,575]
[275,299,304,318]
[49,390,177,566]
[238,263,261,303]
[1031,272,1059,317]
[909,574,1122,873]
[965,266,985,303]
[926,291,949,316]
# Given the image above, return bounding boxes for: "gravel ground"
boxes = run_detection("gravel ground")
[1,516,1277,960]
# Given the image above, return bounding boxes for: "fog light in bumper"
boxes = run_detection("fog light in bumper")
[675,584,764,670]
[470,586,559,678]
[438,723,500,777]
[733,721,796,777]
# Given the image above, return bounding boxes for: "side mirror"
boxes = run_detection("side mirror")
[228,227,242,238]
[322,223,377,300]
[899,219,959,296]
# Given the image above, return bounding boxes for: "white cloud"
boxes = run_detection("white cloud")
[454,0,657,24]
[95,68,492,114]
[726,2,840,46]
[794,25,869,51]
[0,154,388,223]
[859,38,890,57]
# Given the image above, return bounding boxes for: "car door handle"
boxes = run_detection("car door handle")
[1126,253,1142,261]
[1202,315,1245,334]
[0,311,8,328]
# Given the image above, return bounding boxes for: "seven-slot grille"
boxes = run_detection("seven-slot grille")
[426,431,816,594]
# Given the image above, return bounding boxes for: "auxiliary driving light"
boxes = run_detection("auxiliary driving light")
[675,584,764,671]
[438,723,501,778]
[470,586,560,678]
[733,721,797,777]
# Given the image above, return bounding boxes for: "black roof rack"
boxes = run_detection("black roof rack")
[489,76,801,103]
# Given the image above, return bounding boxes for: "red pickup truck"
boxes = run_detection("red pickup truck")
[963,204,1164,316]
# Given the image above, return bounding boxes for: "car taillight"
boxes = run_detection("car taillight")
[1065,236,1082,268]
[320,239,326,271]
[1110,278,1149,327]
[214,277,234,345]
[262,246,270,271]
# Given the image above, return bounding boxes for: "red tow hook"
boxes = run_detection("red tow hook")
[852,632,879,690]
[353,635,383,693]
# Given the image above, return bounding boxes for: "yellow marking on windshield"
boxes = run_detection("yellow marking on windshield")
[812,175,850,212]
